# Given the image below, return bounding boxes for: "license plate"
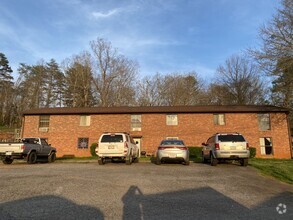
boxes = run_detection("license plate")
[169,153,176,158]
[230,146,236,150]
[6,152,12,156]
[108,145,114,149]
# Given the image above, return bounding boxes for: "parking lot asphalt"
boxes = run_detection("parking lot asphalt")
[0,161,292,220]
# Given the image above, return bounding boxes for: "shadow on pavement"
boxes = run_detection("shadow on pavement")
[0,195,104,220]
[122,185,293,219]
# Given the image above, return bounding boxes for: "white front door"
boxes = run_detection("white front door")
[133,138,141,157]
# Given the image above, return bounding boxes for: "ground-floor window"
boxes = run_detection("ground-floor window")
[260,137,273,155]
[78,138,89,149]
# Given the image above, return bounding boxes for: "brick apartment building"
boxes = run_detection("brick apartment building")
[22,105,292,159]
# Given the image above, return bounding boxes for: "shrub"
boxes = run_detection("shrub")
[249,147,256,158]
[90,143,98,157]
[188,146,203,158]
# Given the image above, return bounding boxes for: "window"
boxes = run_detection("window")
[258,114,270,131]
[218,135,245,142]
[161,140,184,145]
[78,138,89,149]
[39,115,50,132]
[166,114,178,125]
[131,115,141,131]
[260,137,273,155]
[214,114,225,125]
[101,135,123,143]
[80,115,90,126]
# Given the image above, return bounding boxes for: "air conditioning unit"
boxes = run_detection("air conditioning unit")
[132,128,141,131]
[39,127,49,132]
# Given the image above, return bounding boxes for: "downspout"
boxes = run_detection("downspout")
[21,115,25,139]
[286,112,293,159]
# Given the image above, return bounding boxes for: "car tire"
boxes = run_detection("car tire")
[98,158,105,165]
[27,152,37,164]
[184,159,190,166]
[240,158,248,167]
[48,152,56,163]
[156,156,161,165]
[2,158,13,164]
[126,153,133,165]
[210,154,218,166]
[202,153,208,163]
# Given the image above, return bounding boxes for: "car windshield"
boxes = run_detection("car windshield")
[101,135,123,143]
[218,135,245,142]
[161,140,184,145]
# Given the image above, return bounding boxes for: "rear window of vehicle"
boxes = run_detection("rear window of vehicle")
[101,135,123,143]
[161,140,184,145]
[218,135,245,142]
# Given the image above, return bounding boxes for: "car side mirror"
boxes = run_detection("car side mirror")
[136,141,139,144]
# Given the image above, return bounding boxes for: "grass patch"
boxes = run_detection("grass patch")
[249,158,293,184]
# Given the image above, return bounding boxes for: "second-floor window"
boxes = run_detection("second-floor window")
[80,115,90,126]
[131,115,141,131]
[214,114,225,125]
[258,113,270,131]
[166,114,178,126]
[39,115,50,129]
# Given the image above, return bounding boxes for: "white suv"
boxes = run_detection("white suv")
[95,132,139,165]
[202,133,250,166]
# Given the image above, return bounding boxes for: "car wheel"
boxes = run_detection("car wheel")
[240,158,248,167]
[156,155,161,165]
[202,153,208,163]
[2,158,13,164]
[184,159,190,166]
[210,154,218,166]
[126,153,133,165]
[48,152,56,163]
[98,157,105,165]
[27,152,37,164]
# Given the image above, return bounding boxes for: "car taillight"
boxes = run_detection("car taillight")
[124,142,128,148]
[215,143,220,150]
[21,145,25,150]
[246,143,249,150]
[178,147,188,150]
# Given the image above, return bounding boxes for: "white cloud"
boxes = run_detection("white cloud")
[91,9,120,19]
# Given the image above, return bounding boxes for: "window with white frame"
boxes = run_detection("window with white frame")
[166,114,178,125]
[77,138,89,149]
[258,113,270,131]
[131,115,142,131]
[80,115,90,126]
[39,115,50,132]
[260,137,273,155]
[213,114,225,125]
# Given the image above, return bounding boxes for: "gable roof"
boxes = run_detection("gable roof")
[22,105,290,115]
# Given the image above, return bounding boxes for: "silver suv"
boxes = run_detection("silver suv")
[95,132,139,165]
[202,133,250,166]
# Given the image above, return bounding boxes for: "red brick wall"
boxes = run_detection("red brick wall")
[22,112,292,159]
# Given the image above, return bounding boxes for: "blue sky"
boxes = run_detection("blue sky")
[1,0,280,80]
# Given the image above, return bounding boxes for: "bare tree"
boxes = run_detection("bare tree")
[213,54,266,105]
[63,52,95,107]
[136,72,202,106]
[90,38,138,107]
[136,73,163,106]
